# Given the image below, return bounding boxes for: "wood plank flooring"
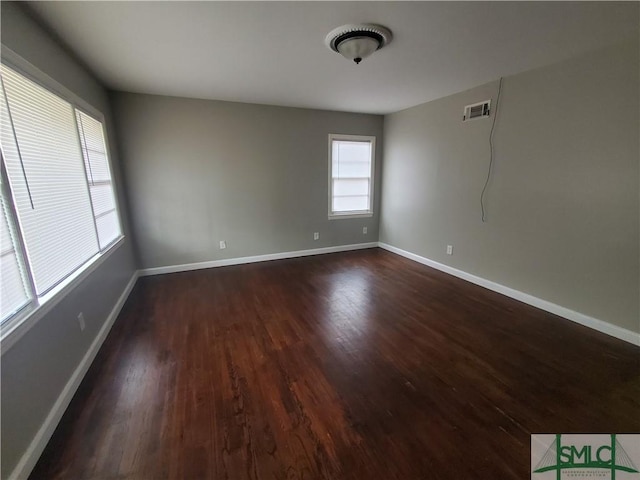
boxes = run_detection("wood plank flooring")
[30,248,640,479]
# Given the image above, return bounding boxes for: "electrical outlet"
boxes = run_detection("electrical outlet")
[313,232,319,241]
[363,227,368,234]
[446,245,453,255]
[219,240,226,249]
[77,312,85,331]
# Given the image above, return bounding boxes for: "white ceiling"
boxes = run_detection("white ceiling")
[26,1,638,115]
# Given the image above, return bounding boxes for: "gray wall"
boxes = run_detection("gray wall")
[0,3,138,478]
[380,40,639,334]
[112,93,383,269]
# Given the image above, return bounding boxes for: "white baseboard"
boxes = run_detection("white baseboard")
[138,242,379,276]
[9,271,140,480]
[378,242,640,347]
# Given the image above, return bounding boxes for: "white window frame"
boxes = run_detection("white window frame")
[328,133,376,220]
[0,49,125,353]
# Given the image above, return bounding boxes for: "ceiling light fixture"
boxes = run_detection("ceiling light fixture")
[325,24,392,65]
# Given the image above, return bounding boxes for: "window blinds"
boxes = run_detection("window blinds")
[0,65,100,295]
[331,140,372,213]
[0,172,30,322]
[76,110,121,249]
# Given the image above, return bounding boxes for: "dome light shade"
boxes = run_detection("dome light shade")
[325,24,392,64]
[336,36,380,64]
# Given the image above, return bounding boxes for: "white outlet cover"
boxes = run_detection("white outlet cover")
[446,245,453,255]
[363,227,368,234]
[219,240,226,249]
[313,232,319,240]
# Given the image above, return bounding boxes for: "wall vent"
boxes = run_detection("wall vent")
[463,100,491,121]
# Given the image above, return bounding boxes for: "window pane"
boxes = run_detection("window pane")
[333,178,369,197]
[76,110,122,249]
[333,160,371,178]
[332,141,372,178]
[96,210,120,248]
[337,141,371,162]
[333,195,369,212]
[84,151,111,183]
[90,183,116,217]
[1,65,99,295]
[0,187,30,322]
[0,254,28,321]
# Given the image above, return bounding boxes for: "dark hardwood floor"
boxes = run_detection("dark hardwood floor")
[30,248,639,479]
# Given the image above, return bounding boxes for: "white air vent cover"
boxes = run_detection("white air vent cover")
[463,100,491,121]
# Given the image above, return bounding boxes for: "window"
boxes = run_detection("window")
[328,134,375,219]
[76,110,121,249]
[0,163,31,321]
[0,63,123,325]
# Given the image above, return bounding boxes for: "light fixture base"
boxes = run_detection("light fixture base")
[325,24,392,64]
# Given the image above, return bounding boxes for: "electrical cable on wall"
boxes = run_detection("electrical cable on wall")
[480,77,503,222]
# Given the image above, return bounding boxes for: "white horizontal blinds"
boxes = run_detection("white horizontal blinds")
[0,65,99,295]
[332,140,372,213]
[76,110,121,249]
[0,172,30,322]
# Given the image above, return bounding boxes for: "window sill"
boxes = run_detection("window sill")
[328,212,374,220]
[0,236,125,355]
